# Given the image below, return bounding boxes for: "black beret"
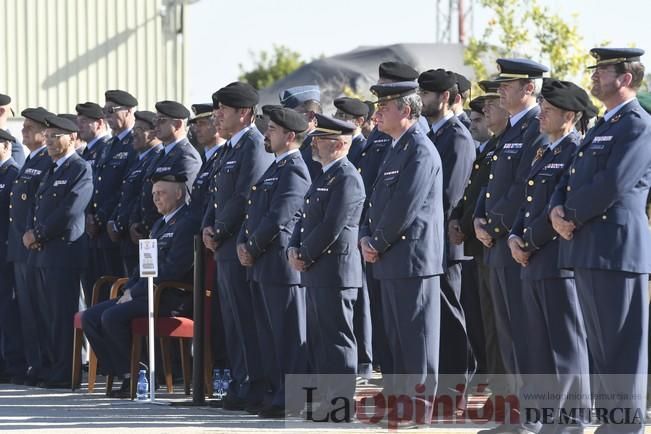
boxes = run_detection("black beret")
[75,102,104,119]
[370,81,418,102]
[454,72,471,93]
[378,62,419,81]
[189,103,213,124]
[269,107,309,133]
[541,78,597,117]
[44,115,78,133]
[155,100,190,119]
[418,69,457,93]
[255,115,270,134]
[105,89,138,107]
[58,114,79,124]
[495,58,549,81]
[309,113,356,137]
[334,97,369,117]
[151,172,188,184]
[589,47,645,68]
[469,97,487,114]
[0,94,11,106]
[213,82,259,108]
[261,104,282,116]
[22,107,55,125]
[0,129,16,143]
[134,110,156,128]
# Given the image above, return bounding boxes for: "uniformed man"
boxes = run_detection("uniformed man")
[59,114,86,152]
[452,72,472,129]
[0,129,25,384]
[449,81,508,393]
[202,82,274,411]
[473,58,548,434]
[129,100,201,244]
[361,101,376,139]
[23,115,93,388]
[236,107,311,418]
[508,78,596,433]
[549,48,651,434]
[0,93,25,166]
[418,68,476,406]
[288,114,365,420]
[359,81,443,425]
[7,107,55,386]
[279,85,322,180]
[107,111,163,275]
[188,103,226,218]
[333,97,368,165]
[76,102,120,304]
[83,173,198,398]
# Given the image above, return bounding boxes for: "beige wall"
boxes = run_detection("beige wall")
[0,0,186,114]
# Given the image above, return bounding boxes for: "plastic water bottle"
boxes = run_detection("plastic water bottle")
[222,369,232,397]
[136,369,149,400]
[212,369,223,399]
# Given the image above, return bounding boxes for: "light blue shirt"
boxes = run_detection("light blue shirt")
[275,148,299,163]
[604,98,636,122]
[29,145,47,159]
[229,126,252,147]
[117,128,132,142]
[54,150,77,170]
[86,134,110,151]
[204,143,222,161]
[509,104,537,127]
[430,112,454,135]
[164,137,186,155]
[163,204,184,224]
[321,156,345,174]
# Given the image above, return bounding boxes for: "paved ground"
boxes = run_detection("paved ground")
[0,381,644,433]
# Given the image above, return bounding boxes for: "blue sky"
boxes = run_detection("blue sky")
[186,0,649,103]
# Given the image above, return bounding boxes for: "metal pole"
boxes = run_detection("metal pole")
[191,235,205,403]
[148,276,156,402]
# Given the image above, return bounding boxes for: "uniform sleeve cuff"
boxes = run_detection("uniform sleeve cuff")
[370,230,391,253]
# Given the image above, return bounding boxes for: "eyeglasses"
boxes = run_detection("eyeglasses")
[154,116,173,124]
[104,105,127,114]
[44,133,69,140]
[313,136,339,143]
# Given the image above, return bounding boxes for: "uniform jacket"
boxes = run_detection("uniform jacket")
[355,127,392,202]
[202,127,274,262]
[27,152,93,268]
[0,158,20,264]
[238,151,310,285]
[360,123,445,279]
[510,131,579,280]
[7,147,51,263]
[289,157,365,288]
[189,145,224,220]
[347,134,368,166]
[551,99,651,273]
[299,135,322,181]
[475,105,546,267]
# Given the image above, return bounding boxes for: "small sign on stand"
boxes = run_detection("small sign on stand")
[139,239,158,403]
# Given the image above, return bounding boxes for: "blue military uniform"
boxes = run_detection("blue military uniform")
[189,144,224,219]
[0,152,26,381]
[238,140,311,413]
[550,52,651,430]
[83,202,197,378]
[28,132,93,386]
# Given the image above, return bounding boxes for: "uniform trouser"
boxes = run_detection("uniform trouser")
[0,263,26,377]
[380,276,440,424]
[475,258,504,384]
[35,266,81,382]
[216,259,264,403]
[251,281,307,408]
[521,277,590,433]
[82,246,124,305]
[14,261,45,376]
[367,266,392,374]
[488,265,528,396]
[306,286,358,407]
[460,259,487,381]
[208,260,228,370]
[354,262,373,378]
[574,269,648,434]
[439,262,476,399]
[82,293,192,376]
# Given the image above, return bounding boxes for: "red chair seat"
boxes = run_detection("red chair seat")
[131,317,194,338]
[73,312,83,329]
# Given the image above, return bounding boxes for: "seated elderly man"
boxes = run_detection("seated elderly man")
[82,172,199,398]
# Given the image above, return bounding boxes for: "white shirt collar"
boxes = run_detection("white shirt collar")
[430,112,454,135]
[509,104,537,127]
[55,150,77,169]
[163,204,184,224]
[117,128,132,141]
[229,126,252,147]
[548,131,572,151]
[164,137,185,154]
[204,143,221,162]
[29,145,47,159]
[86,134,109,151]
[604,98,636,122]
[321,156,345,174]
[275,148,299,163]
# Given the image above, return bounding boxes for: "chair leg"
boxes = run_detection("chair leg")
[204,340,213,397]
[71,328,83,391]
[106,374,113,397]
[160,338,174,393]
[130,335,142,400]
[180,339,192,395]
[88,349,98,394]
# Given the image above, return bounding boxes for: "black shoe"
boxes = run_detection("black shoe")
[222,396,247,411]
[10,376,25,385]
[109,379,131,399]
[37,380,70,389]
[245,400,265,414]
[258,405,287,419]
[208,399,223,408]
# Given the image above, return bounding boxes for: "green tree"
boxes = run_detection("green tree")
[238,45,306,89]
